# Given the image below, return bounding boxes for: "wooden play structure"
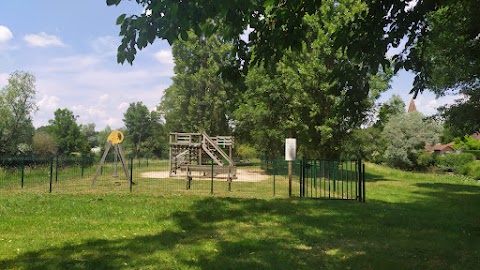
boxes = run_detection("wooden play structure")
[169,132,237,182]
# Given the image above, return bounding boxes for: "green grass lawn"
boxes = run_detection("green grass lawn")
[0,163,479,269]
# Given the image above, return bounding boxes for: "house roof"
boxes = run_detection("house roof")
[425,142,454,152]
[470,132,480,140]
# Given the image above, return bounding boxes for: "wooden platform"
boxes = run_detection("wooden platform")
[170,165,237,179]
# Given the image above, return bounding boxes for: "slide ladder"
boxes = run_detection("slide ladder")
[201,133,234,166]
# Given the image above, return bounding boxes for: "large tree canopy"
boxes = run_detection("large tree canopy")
[106,0,463,96]
[158,31,234,136]
[419,0,480,96]
[234,9,391,159]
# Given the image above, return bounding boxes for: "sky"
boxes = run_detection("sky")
[0,0,459,131]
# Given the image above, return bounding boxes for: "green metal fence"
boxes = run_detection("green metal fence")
[0,157,364,201]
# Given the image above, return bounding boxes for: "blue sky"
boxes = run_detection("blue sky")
[0,0,458,130]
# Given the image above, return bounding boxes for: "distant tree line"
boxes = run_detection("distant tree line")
[0,71,168,159]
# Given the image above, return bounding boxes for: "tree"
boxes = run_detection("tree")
[374,95,406,130]
[158,31,234,136]
[342,95,405,162]
[123,102,159,158]
[0,71,37,155]
[32,131,58,157]
[234,10,391,159]
[107,0,465,97]
[419,0,480,96]
[382,112,442,169]
[48,108,87,155]
[438,90,480,142]
[97,125,113,146]
[80,123,99,150]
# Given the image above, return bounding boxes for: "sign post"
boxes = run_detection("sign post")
[285,138,297,197]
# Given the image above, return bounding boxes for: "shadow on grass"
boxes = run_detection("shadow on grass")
[364,170,393,182]
[1,188,480,269]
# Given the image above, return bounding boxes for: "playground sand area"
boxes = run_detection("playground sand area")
[141,168,270,182]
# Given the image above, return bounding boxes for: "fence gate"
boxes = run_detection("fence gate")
[298,160,365,202]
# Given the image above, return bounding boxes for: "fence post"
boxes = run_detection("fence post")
[363,163,366,202]
[313,160,317,197]
[272,160,276,197]
[21,158,25,189]
[299,160,303,198]
[357,158,362,202]
[55,156,59,182]
[130,157,133,193]
[81,155,84,178]
[210,159,214,195]
[49,157,53,193]
[186,166,192,190]
[288,160,293,198]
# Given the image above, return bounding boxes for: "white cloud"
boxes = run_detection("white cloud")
[106,117,123,128]
[24,32,65,48]
[37,94,60,110]
[38,55,102,73]
[117,102,129,111]
[99,94,110,102]
[0,25,13,43]
[29,50,172,130]
[154,49,174,64]
[415,94,461,115]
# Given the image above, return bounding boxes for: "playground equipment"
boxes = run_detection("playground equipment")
[169,132,237,182]
[92,130,129,185]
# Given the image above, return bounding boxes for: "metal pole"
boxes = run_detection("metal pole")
[300,160,305,198]
[130,157,133,193]
[55,156,59,182]
[313,160,317,198]
[273,160,276,197]
[81,155,84,178]
[363,163,366,202]
[210,159,214,194]
[21,158,24,189]
[357,158,362,202]
[49,157,53,193]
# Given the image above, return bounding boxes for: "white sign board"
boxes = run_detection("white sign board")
[285,138,297,161]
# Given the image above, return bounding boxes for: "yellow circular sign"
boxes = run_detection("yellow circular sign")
[107,130,124,145]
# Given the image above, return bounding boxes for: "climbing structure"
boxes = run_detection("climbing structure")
[169,132,236,179]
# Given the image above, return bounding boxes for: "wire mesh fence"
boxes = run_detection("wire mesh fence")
[0,157,364,200]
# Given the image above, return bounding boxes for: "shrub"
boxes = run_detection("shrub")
[235,144,258,161]
[416,150,436,170]
[463,150,480,160]
[459,161,480,180]
[437,152,476,172]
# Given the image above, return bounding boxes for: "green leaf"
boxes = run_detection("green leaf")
[106,0,121,6]
[116,14,127,25]
[263,0,275,8]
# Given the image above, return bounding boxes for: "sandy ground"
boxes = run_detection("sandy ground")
[141,169,270,182]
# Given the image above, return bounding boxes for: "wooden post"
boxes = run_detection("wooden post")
[288,161,293,198]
